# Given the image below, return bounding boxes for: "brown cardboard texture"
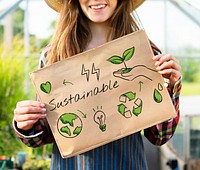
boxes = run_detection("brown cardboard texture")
[30,30,176,158]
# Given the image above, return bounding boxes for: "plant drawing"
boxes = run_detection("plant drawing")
[107,47,135,74]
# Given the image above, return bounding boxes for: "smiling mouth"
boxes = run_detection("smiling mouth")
[90,4,106,10]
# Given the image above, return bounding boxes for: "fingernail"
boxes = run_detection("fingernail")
[40,103,45,107]
[153,56,157,60]
[41,114,46,117]
[41,108,46,112]
[155,61,159,66]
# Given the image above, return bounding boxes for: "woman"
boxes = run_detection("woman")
[13,0,182,169]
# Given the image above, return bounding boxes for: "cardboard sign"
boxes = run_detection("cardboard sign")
[30,30,176,158]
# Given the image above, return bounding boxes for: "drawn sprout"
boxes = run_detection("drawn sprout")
[107,47,135,74]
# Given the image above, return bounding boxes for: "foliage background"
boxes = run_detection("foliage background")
[0,7,52,166]
[0,38,27,156]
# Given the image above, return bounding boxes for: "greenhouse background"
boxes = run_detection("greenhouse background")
[0,0,200,169]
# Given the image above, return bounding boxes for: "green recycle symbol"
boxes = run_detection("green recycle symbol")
[118,92,143,118]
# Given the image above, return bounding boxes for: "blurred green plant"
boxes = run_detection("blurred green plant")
[0,38,27,156]
[179,58,200,82]
[13,8,24,37]
[0,5,56,161]
[0,36,40,156]
[23,158,51,170]
[0,35,53,162]
[0,25,3,42]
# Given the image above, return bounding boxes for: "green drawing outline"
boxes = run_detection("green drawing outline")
[118,92,143,118]
[40,81,51,94]
[93,110,107,132]
[57,112,83,138]
[107,47,135,73]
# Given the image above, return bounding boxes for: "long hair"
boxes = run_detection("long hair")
[46,0,140,65]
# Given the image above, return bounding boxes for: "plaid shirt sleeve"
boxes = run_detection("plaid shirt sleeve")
[13,118,54,147]
[143,43,182,146]
[144,78,182,145]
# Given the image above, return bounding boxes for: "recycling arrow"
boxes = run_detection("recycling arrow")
[118,91,143,118]
[120,91,136,103]
[118,103,132,118]
[132,98,143,116]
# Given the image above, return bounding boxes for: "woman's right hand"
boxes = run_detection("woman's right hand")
[14,100,47,131]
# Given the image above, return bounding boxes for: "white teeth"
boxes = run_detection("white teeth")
[90,4,106,9]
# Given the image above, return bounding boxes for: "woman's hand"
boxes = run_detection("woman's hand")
[14,100,46,131]
[153,54,181,88]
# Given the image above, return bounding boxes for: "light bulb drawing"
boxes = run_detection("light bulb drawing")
[93,108,106,132]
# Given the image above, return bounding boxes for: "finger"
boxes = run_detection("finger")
[14,106,46,115]
[156,60,181,72]
[16,100,45,108]
[161,55,179,65]
[154,54,179,67]
[16,119,39,130]
[14,113,46,122]
[154,54,165,67]
[153,54,163,61]
[158,68,181,79]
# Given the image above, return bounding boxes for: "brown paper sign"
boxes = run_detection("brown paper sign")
[30,30,176,158]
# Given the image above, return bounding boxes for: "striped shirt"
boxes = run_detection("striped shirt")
[13,46,182,170]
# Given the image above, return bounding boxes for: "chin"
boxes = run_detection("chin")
[92,19,109,24]
[95,20,107,23]
[90,16,110,24]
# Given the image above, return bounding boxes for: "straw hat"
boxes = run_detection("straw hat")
[44,0,145,12]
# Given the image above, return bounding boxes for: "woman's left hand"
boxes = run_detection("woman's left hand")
[153,54,181,88]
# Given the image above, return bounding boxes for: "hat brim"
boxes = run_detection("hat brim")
[133,0,145,10]
[44,0,145,12]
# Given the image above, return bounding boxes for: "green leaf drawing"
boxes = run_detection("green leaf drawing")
[61,126,71,136]
[154,89,163,103]
[107,56,124,64]
[122,68,133,74]
[73,126,82,135]
[123,47,135,61]
[60,113,78,126]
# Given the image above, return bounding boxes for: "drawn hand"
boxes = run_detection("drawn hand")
[14,100,46,131]
[153,54,181,88]
[113,65,157,81]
